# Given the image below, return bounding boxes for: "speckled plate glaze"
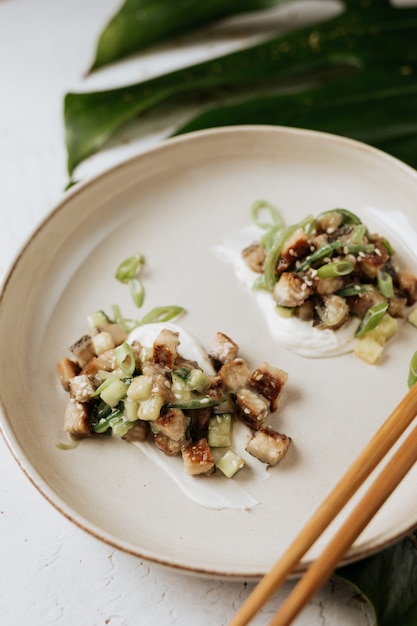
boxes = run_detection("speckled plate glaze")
[1,126,417,579]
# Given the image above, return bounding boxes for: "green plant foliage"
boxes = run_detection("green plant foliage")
[89,0,286,71]
[175,67,417,168]
[64,0,417,176]
[338,531,417,625]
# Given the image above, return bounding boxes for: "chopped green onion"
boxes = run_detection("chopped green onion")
[115,253,145,283]
[355,301,389,337]
[111,304,139,333]
[296,240,342,272]
[250,199,283,230]
[377,270,394,298]
[276,305,294,318]
[263,215,313,290]
[56,437,80,450]
[128,277,145,308]
[107,415,134,437]
[349,224,368,245]
[140,305,184,325]
[336,283,374,297]
[316,260,355,279]
[167,395,226,410]
[114,342,136,376]
[333,208,363,224]
[252,274,267,290]
[307,208,362,234]
[91,376,118,398]
[87,310,110,332]
[408,350,417,388]
[260,224,282,250]
[380,238,395,256]
[343,243,375,254]
[93,407,123,434]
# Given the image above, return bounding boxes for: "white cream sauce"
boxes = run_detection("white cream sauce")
[128,322,270,510]
[215,224,358,358]
[215,207,417,359]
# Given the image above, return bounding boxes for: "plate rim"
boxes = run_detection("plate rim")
[2,124,417,579]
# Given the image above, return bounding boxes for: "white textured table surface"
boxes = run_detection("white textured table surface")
[0,1,390,624]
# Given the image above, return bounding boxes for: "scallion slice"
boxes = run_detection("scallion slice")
[355,301,389,337]
[377,270,394,298]
[114,342,136,376]
[316,260,355,279]
[140,306,184,325]
[111,304,139,333]
[296,240,342,272]
[251,199,283,231]
[55,437,80,450]
[336,283,374,297]
[115,253,145,283]
[128,277,145,308]
[307,208,362,234]
[263,215,313,290]
[93,407,123,434]
[252,274,266,290]
[380,238,395,256]
[349,224,368,245]
[408,350,417,388]
[343,243,375,255]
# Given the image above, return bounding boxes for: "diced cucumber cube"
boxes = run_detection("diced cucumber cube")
[216,450,245,478]
[187,369,209,393]
[376,313,398,341]
[100,378,127,407]
[208,413,233,447]
[408,307,417,328]
[138,394,165,421]
[354,335,384,364]
[123,396,139,421]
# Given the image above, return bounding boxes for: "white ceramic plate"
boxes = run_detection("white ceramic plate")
[1,126,417,579]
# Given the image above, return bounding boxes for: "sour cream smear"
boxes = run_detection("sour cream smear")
[128,322,270,510]
[215,225,358,358]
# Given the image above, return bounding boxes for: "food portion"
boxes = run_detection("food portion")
[231,204,417,363]
[56,316,291,478]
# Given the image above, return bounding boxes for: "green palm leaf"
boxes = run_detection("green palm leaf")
[89,0,287,71]
[338,531,417,625]
[65,0,417,175]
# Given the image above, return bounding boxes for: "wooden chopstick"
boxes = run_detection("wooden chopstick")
[230,381,417,626]
[270,418,417,625]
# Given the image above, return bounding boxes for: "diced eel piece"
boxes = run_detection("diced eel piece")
[152,408,189,443]
[276,227,310,273]
[241,243,266,273]
[68,374,96,403]
[69,334,95,367]
[218,358,251,391]
[181,438,215,476]
[398,269,417,305]
[56,357,80,391]
[236,388,270,430]
[209,331,239,370]
[246,426,291,465]
[63,398,92,437]
[122,421,149,442]
[357,241,389,278]
[152,328,179,368]
[249,362,288,412]
[273,272,312,308]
